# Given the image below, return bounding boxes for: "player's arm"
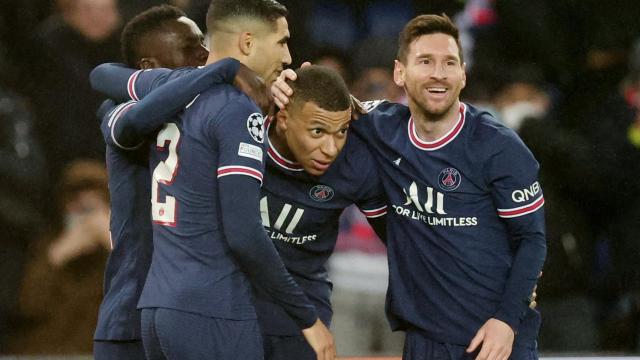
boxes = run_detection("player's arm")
[467,132,546,360]
[353,142,389,244]
[99,59,242,149]
[90,63,171,102]
[91,61,272,114]
[213,101,335,360]
[90,59,235,102]
[366,216,387,244]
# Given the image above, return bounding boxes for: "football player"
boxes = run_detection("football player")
[273,14,546,360]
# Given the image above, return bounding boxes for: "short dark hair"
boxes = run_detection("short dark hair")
[206,0,288,33]
[287,65,351,112]
[397,14,463,64]
[121,5,186,67]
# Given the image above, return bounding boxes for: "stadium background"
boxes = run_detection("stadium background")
[1,0,640,357]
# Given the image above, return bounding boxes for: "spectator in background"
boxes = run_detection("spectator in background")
[490,65,552,131]
[310,46,353,85]
[350,37,405,104]
[28,0,121,219]
[5,160,110,355]
[0,77,47,353]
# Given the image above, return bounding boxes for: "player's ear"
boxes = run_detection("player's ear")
[276,108,289,132]
[238,31,253,56]
[138,58,158,70]
[393,59,405,87]
[461,62,467,89]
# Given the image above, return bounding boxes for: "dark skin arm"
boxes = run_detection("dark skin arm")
[367,216,387,246]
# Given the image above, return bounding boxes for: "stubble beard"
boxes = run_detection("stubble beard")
[410,89,457,123]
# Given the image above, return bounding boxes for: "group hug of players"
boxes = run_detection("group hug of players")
[89,1,546,360]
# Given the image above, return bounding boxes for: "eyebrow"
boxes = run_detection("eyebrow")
[415,53,459,61]
[278,35,290,44]
[308,119,351,128]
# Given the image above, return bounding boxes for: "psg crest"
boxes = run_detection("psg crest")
[309,184,334,202]
[247,113,265,143]
[438,167,461,191]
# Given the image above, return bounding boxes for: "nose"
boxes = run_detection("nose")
[430,62,447,80]
[282,44,292,66]
[320,136,339,159]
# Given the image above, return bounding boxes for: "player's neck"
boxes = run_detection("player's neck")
[205,49,242,66]
[410,99,461,142]
[268,120,295,161]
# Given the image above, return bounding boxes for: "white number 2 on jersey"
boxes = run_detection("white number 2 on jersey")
[152,123,180,226]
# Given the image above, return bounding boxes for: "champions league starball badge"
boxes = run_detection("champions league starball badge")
[246,113,264,143]
[438,167,461,191]
[309,184,334,202]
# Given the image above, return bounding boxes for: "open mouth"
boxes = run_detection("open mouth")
[311,159,331,171]
[427,87,447,94]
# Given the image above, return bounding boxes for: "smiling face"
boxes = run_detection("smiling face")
[276,101,351,176]
[395,32,466,121]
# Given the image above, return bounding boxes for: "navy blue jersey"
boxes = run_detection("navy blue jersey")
[352,101,546,347]
[136,82,316,327]
[255,127,387,335]
[94,102,153,341]
[92,60,241,341]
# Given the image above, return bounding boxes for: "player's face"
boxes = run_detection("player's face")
[248,17,292,85]
[279,101,351,176]
[147,17,208,68]
[394,33,466,120]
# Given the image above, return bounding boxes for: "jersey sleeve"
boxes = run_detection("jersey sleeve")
[90,63,170,102]
[213,100,318,328]
[90,58,240,102]
[213,99,267,183]
[99,100,134,148]
[103,60,242,150]
[353,147,387,219]
[483,130,547,332]
[349,99,389,143]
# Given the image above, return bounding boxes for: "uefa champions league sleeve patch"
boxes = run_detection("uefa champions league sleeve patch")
[360,99,386,113]
[247,113,265,143]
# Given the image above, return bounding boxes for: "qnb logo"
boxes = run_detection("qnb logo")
[403,182,446,215]
[511,181,541,203]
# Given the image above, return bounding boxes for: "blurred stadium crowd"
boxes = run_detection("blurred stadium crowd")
[1,0,640,356]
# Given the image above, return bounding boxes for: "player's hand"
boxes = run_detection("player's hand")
[271,68,296,109]
[466,318,514,360]
[301,318,336,360]
[233,63,273,116]
[529,271,542,309]
[529,284,538,309]
[271,62,312,109]
[350,94,367,120]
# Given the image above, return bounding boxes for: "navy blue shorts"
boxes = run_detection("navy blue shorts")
[263,334,315,360]
[402,330,538,360]
[93,340,146,360]
[141,308,263,360]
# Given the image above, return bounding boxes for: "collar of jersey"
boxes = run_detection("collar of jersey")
[408,103,466,151]
[266,119,304,171]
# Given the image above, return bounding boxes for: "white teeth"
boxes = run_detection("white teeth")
[428,87,447,93]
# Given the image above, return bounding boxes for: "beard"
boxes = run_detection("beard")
[407,88,458,122]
